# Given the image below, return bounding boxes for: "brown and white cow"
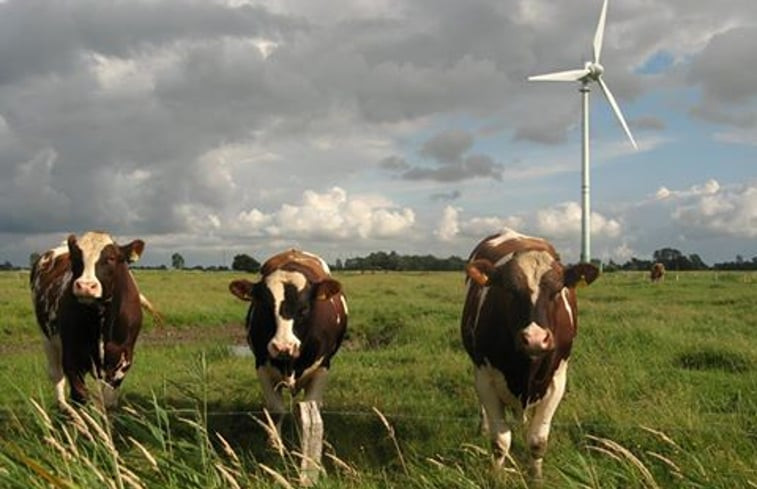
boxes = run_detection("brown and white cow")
[228,249,347,428]
[461,229,599,479]
[30,231,146,409]
[650,262,665,282]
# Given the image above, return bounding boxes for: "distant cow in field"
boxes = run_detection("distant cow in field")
[31,231,148,409]
[650,262,665,282]
[228,249,347,482]
[461,229,599,479]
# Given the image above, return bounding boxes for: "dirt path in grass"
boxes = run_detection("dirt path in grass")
[0,323,248,356]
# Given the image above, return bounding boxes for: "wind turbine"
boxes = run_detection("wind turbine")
[528,0,637,263]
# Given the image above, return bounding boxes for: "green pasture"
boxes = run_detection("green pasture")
[0,269,755,488]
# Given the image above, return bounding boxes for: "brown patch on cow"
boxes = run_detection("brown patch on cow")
[469,233,559,264]
[261,250,330,283]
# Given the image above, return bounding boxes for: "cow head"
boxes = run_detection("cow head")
[229,271,341,359]
[67,231,144,303]
[466,251,599,357]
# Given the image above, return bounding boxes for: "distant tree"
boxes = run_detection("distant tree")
[232,254,260,273]
[688,254,708,270]
[334,258,343,270]
[29,252,41,268]
[653,247,696,270]
[0,260,13,271]
[171,253,185,270]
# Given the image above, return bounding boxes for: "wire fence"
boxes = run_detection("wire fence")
[0,403,752,436]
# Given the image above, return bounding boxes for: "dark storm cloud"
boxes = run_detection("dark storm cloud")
[430,190,461,202]
[0,0,301,85]
[687,26,757,128]
[420,130,473,163]
[381,129,502,182]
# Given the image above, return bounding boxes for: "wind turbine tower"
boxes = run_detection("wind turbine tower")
[528,0,637,263]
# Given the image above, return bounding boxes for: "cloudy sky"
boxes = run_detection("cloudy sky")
[1,0,755,267]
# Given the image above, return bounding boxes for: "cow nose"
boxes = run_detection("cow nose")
[74,279,101,298]
[520,326,553,353]
[268,339,301,359]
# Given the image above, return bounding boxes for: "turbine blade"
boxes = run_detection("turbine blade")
[593,0,608,63]
[528,68,590,82]
[598,77,638,149]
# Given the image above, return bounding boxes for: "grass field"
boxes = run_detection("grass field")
[0,269,755,488]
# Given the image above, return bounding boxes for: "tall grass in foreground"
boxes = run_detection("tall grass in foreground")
[0,395,741,489]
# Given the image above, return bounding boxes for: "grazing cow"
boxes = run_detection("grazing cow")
[228,249,347,480]
[650,262,665,282]
[461,229,599,479]
[30,231,146,409]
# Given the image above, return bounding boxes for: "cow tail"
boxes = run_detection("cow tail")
[140,293,164,328]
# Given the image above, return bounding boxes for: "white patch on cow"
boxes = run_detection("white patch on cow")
[515,251,555,305]
[486,228,529,248]
[301,250,331,274]
[476,286,489,325]
[43,335,67,406]
[339,295,349,315]
[493,252,515,267]
[524,360,569,479]
[478,361,522,410]
[111,352,130,382]
[561,288,573,326]
[257,364,288,437]
[474,363,521,465]
[265,269,307,356]
[39,244,69,268]
[74,231,114,298]
[99,340,105,370]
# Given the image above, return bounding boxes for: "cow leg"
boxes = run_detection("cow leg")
[67,371,88,406]
[526,360,568,481]
[257,365,287,447]
[302,367,328,405]
[43,335,68,408]
[474,368,511,467]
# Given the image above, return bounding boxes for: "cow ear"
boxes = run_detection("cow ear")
[67,234,79,253]
[229,279,255,302]
[466,259,496,287]
[315,279,341,300]
[564,263,600,288]
[120,240,145,263]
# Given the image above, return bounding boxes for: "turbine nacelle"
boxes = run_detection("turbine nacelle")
[584,61,604,81]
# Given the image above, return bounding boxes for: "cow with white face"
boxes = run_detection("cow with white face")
[461,229,599,480]
[228,249,347,431]
[31,231,147,408]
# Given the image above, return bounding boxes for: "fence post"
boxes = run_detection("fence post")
[296,400,323,486]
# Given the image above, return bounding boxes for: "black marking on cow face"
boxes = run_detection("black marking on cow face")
[278,283,312,322]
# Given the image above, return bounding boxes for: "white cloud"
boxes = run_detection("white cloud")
[671,181,757,238]
[233,187,415,240]
[535,202,621,239]
[435,205,460,241]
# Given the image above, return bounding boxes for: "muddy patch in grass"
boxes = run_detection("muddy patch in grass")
[675,349,752,373]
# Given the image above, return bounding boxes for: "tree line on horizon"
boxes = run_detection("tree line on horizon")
[4,248,756,273]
